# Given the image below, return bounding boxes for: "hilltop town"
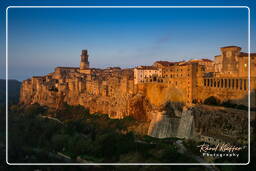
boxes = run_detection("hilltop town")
[19,46,255,143]
[20,46,256,109]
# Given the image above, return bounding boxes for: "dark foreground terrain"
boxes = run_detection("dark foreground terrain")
[0,79,255,170]
[0,103,253,170]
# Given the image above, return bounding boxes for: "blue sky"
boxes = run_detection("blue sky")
[0,0,255,81]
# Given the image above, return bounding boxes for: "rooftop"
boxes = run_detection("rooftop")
[136,66,158,70]
[154,61,177,66]
[189,59,213,63]
[56,67,79,69]
[239,52,256,57]
[220,46,241,50]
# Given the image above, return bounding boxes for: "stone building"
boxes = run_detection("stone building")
[80,50,89,69]
[134,66,162,84]
[132,46,255,107]
[199,46,256,106]
[160,62,198,104]
[20,46,256,120]
[188,59,214,72]
[18,46,253,143]
[153,61,177,68]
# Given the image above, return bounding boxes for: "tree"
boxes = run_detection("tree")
[203,96,220,105]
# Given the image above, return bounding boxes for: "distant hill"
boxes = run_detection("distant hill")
[0,79,21,105]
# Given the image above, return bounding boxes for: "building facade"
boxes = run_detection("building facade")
[134,46,256,107]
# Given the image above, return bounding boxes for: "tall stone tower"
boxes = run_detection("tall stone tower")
[220,46,241,74]
[80,50,89,70]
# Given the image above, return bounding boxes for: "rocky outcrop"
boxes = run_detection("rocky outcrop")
[147,110,180,138]
[20,67,249,144]
[147,104,248,144]
[177,108,194,139]
[19,68,155,121]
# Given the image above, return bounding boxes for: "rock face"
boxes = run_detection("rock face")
[19,67,155,121]
[147,110,180,138]
[147,105,248,144]
[177,108,195,139]
[20,67,249,144]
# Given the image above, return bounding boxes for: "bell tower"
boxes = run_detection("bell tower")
[80,50,89,70]
[220,46,241,74]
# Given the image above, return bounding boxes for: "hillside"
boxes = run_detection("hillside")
[0,79,21,105]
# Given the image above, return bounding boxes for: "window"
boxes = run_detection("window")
[244,79,247,90]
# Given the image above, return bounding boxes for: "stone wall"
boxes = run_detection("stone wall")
[20,67,153,121]
[197,76,256,107]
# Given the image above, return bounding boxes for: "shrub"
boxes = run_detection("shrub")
[236,104,248,110]
[24,103,47,117]
[203,96,220,105]
[221,100,236,108]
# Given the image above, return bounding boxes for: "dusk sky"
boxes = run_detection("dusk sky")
[0,1,255,81]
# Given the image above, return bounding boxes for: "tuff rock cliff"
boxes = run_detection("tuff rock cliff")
[19,67,249,143]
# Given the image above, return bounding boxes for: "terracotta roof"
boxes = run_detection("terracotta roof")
[154,61,176,66]
[201,58,213,62]
[56,67,79,69]
[106,67,121,70]
[239,52,256,57]
[136,66,158,70]
[178,63,188,66]
[189,59,213,63]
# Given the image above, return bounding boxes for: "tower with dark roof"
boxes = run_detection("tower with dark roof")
[80,50,89,70]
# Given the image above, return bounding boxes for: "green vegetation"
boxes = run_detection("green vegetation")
[203,96,220,105]
[5,102,255,170]
[8,103,203,168]
[203,96,255,111]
